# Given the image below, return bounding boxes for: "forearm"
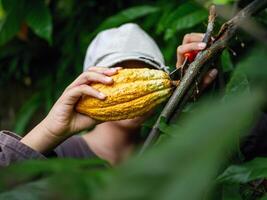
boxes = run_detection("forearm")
[21,119,67,154]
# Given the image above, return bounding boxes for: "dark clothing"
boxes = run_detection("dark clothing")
[241,112,267,161]
[0,130,96,166]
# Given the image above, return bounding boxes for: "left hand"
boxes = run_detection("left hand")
[21,67,120,153]
[176,33,218,90]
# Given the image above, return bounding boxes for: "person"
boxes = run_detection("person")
[0,23,218,166]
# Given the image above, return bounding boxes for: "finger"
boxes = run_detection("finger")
[178,42,206,54]
[87,67,122,76]
[63,84,106,105]
[200,68,218,91]
[182,33,205,44]
[176,42,207,68]
[74,114,100,131]
[66,71,113,91]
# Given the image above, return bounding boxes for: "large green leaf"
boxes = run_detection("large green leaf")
[164,9,208,40]
[238,45,267,86]
[225,45,267,99]
[2,92,262,200]
[156,2,199,34]
[172,9,207,31]
[0,159,109,200]
[224,67,250,99]
[0,158,104,190]
[0,1,5,20]
[93,5,160,35]
[0,178,50,200]
[217,158,267,184]
[25,0,52,43]
[0,0,26,45]
[93,91,263,200]
[212,0,235,5]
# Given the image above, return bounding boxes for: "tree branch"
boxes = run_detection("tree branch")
[139,0,267,154]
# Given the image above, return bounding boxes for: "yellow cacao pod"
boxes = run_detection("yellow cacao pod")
[76,68,174,121]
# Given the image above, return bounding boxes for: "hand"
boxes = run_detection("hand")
[21,67,120,153]
[43,67,120,138]
[176,33,218,90]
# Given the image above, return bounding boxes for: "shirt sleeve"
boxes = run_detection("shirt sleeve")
[0,130,46,166]
[0,130,97,167]
[55,135,97,158]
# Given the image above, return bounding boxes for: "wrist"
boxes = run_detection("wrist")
[21,120,68,154]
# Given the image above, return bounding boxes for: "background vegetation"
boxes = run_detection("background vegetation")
[0,0,266,199]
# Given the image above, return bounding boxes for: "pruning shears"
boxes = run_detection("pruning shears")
[169,50,201,80]
[169,33,209,80]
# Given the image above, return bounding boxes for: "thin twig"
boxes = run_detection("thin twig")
[203,5,216,45]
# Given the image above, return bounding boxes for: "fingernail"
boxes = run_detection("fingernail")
[99,92,106,99]
[209,69,218,78]
[198,42,206,49]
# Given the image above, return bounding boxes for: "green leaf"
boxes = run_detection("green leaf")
[217,158,267,184]
[0,1,5,20]
[225,67,250,98]
[94,5,160,34]
[164,9,208,40]
[13,93,42,135]
[212,0,235,5]
[94,91,263,200]
[156,2,199,34]
[0,0,26,45]
[0,159,109,200]
[224,51,251,99]
[225,45,267,98]
[260,195,267,200]
[239,45,267,85]
[0,178,50,200]
[25,0,52,43]
[0,159,108,189]
[221,49,234,73]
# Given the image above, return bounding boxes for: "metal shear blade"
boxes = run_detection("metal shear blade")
[169,58,188,80]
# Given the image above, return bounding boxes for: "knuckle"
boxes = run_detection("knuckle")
[85,72,94,79]
[184,33,193,41]
[184,33,190,40]
[177,45,183,53]
[79,85,87,90]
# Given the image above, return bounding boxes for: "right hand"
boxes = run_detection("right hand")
[176,33,207,68]
[176,33,218,90]
[42,67,121,139]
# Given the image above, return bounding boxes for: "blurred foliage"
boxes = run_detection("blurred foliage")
[0,0,267,199]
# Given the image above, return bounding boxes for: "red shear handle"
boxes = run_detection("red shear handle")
[184,50,199,63]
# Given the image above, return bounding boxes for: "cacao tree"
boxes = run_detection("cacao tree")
[0,0,266,199]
